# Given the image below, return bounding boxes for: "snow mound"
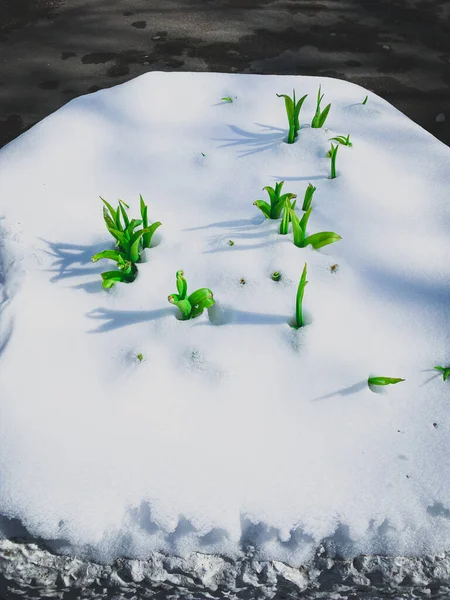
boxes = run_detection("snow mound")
[0,72,450,566]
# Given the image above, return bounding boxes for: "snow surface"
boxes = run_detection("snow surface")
[0,72,450,566]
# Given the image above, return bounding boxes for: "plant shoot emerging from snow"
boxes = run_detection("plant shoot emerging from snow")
[292,263,308,329]
[254,181,297,234]
[368,376,405,386]
[271,271,281,282]
[311,85,331,129]
[328,143,339,179]
[302,183,316,211]
[221,97,233,103]
[91,196,161,288]
[434,366,450,381]
[289,207,341,250]
[276,90,308,143]
[362,95,368,105]
[168,270,215,320]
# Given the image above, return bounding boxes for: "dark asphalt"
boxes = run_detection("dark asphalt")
[0,1,449,147]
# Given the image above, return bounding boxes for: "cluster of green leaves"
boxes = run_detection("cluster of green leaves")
[327,143,339,179]
[288,185,341,250]
[254,181,297,234]
[91,195,161,288]
[276,90,308,143]
[329,134,352,147]
[311,86,331,129]
[168,270,215,320]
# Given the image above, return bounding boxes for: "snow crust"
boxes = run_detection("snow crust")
[0,72,450,566]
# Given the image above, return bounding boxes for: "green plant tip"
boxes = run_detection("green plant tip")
[311,85,331,129]
[362,95,368,105]
[368,377,405,386]
[169,271,215,320]
[276,89,308,143]
[271,271,281,282]
[228,240,235,246]
[221,97,233,102]
[240,278,246,285]
[201,152,206,157]
[434,366,450,381]
[292,263,308,329]
[137,353,143,362]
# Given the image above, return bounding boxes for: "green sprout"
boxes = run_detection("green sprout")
[253,181,297,234]
[368,377,405,386]
[328,143,339,179]
[434,366,450,381]
[292,263,308,329]
[289,206,341,250]
[201,152,206,157]
[362,95,368,105]
[221,97,233,103]
[311,85,331,129]
[329,134,352,147]
[98,255,138,289]
[302,183,316,211]
[168,270,215,320]
[271,271,281,282]
[91,196,161,288]
[137,353,144,362]
[276,90,308,143]
[228,240,235,246]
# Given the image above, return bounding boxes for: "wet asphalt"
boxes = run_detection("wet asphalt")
[0,0,449,149]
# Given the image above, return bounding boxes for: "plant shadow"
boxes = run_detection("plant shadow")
[197,305,288,327]
[87,306,172,333]
[311,381,367,401]
[215,123,286,157]
[43,239,107,284]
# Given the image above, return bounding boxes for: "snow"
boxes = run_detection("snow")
[0,72,450,566]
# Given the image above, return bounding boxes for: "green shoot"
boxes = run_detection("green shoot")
[311,85,331,128]
[98,255,138,289]
[276,90,308,143]
[289,207,341,250]
[434,366,450,381]
[271,271,281,282]
[139,195,162,250]
[137,353,144,362]
[168,270,215,320]
[362,95,368,105]
[201,152,206,157]
[221,97,233,103]
[368,376,405,386]
[302,183,316,211]
[329,134,352,147]
[292,263,308,329]
[92,196,161,288]
[279,195,297,235]
[228,240,235,246]
[254,181,297,230]
[328,143,338,179]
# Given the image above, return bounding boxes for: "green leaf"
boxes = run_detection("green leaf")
[434,366,450,381]
[368,377,405,386]
[101,197,117,223]
[100,269,135,288]
[91,249,127,263]
[276,93,294,120]
[254,200,271,219]
[299,206,312,233]
[188,288,213,307]
[176,271,188,300]
[140,195,148,228]
[191,296,215,319]
[221,97,233,102]
[302,184,316,211]
[318,103,331,128]
[290,209,305,247]
[362,95,368,105]
[128,229,148,263]
[173,298,192,320]
[303,231,342,250]
[280,204,291,235]
[118,201,130,228]
[293,94,308,132]
[142,221,161,249]
[109,228,129,252]
[295,263,308,328]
